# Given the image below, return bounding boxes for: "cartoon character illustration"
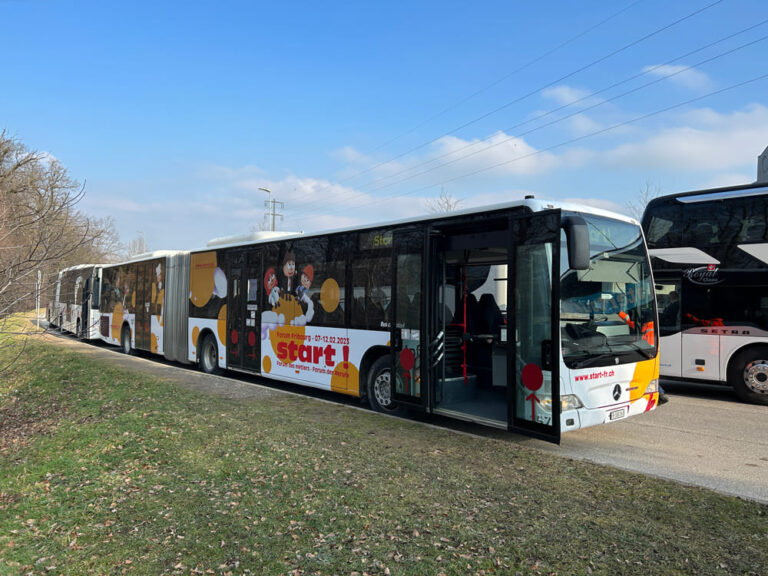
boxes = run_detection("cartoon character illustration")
[212,267,227,299]
[265,267,279,307]
[296,264,313,300]
[282,251,296,293]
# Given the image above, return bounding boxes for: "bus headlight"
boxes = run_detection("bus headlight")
[644,379,659,395]
[539,395,583,413]
[561,394,583,411]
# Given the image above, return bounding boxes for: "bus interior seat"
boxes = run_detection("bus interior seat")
[478,293,503,337]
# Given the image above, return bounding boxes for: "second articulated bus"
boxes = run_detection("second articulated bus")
[96,198,660,442]
[47,264,102,339]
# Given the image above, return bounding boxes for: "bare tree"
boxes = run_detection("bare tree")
[424,189,463,213]
[626,181,662,220]
[123,232,149,259]
[0,131,113,371]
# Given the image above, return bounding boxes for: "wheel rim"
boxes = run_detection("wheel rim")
[743,360,768,395]
[204,341,217,371]
[373,369,393,409]
[122,329,130,353]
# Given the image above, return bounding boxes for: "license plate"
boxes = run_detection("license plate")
[609,407,627,421]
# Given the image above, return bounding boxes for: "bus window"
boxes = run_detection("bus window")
[644,202,682,249]
[351,256,391,330]
[656,282,681,336]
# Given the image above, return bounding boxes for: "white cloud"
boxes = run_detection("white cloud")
[38,151,60,166]
[567,113,603,136]
[430,131,558,177]
[642,64,713,92]
[541,85,596,106]
[703,172,756,189]
[601,104,768,172]
[331,146,369,164]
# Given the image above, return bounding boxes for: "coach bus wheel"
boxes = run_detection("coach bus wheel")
[728,347,768,406]
[200,334,222,375]
[366,356,405,416]
[76,319,81,338]
[120,325,132,355]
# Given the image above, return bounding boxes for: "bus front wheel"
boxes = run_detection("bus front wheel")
[200,333,222,375]
[366,356,405,416]
[728,347,768,405]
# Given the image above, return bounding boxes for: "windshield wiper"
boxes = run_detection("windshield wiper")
[628,342,654,359]
[570,353,616,369]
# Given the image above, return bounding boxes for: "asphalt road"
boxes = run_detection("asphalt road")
[519,381,768,504]
[46,331,768,504]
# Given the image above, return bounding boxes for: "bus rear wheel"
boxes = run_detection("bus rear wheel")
[366,356,405,416]
[200,333,222,375]
[120,325,132,355]
[728,347,768,405]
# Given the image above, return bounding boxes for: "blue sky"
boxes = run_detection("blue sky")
[3,0,767,251]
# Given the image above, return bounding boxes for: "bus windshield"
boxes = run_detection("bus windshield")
[560,214,656,369]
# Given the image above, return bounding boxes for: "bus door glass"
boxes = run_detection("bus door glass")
[225,251,245,369]
[510,210,561,443]
[226,250,262,372]
[391,228,425,407]
[243,250,262,372]
[135,261,152,351]
[656,280,682,378]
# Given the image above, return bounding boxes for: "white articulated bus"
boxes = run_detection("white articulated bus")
[95,199,660,443]
[47,264,103,339]
[642,181,768,405]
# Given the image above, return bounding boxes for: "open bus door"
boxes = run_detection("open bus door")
[509,210,561,443]
[390,227,426,409]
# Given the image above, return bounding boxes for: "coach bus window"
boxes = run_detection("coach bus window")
[644,202,682,249]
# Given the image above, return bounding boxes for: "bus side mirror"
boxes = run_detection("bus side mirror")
[562,216,590,270]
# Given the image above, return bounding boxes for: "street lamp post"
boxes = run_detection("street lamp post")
[258,187,273,231]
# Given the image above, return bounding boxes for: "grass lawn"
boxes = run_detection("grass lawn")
[0,329,766,575]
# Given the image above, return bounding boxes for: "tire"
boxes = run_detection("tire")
[727,347,768,405]
[199,333,222,375]
[366,356,405,415]
[76,319,81,339]
[120,325,132,355]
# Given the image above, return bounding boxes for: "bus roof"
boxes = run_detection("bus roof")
[646,181,768,208]
[104,250,189,268]
[190,197,639,253]
[57,263,102,274]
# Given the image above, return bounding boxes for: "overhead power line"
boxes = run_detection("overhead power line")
[365,0,647,155]
[316,74,768,223]
[289,72,768,228]
[346,19,768,195]
[284,0,728,221]
[337,0,726,188]
[362,33,768,195]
